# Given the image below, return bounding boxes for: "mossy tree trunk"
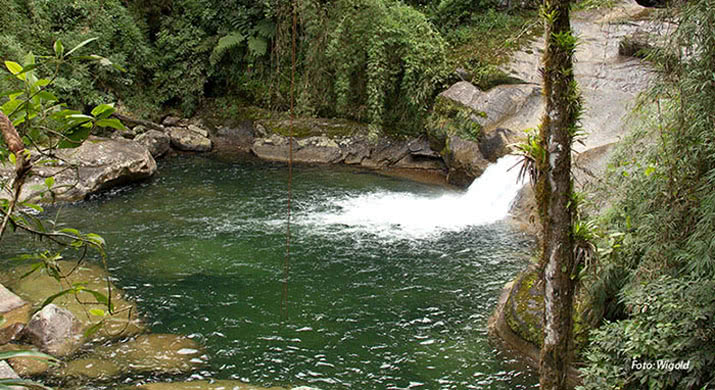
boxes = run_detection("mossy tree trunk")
[536,0,579,389]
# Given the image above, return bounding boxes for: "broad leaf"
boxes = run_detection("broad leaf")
[95,118,125,130]
[90,104,115,118]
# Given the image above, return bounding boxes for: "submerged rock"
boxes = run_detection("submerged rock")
[2,261,144,343]
[134,381,287,390]
[58,334,205,381]
[0,137,156,203]
[0,343,51,376]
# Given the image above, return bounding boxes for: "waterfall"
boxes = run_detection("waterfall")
[301,154,526,239]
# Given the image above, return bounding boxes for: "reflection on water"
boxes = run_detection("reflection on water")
[2,154,537,389]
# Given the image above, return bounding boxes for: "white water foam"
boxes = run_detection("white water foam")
[298,154,526,240]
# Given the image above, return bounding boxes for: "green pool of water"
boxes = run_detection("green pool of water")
[3,154,537,389]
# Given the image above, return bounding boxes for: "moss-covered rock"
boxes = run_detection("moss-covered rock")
[503,267,591,353]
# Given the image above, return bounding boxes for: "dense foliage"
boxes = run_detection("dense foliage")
[0,0,537,137]
[578,0,715,388]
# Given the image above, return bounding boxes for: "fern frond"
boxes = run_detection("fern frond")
[210,31,245,65]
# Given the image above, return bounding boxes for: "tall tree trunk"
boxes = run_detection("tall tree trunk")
[537,0,578,389]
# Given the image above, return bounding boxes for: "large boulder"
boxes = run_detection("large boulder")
[443,136,491,187]
[25,304,83,357]
[168,126,213,152]
[251,135,343,164]
[294,136,344,163]
[479,128,517,162]
[135,130,171,158]
[438,82,540,132]
[0,137,156,203]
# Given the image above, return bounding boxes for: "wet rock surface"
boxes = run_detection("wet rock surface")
[57,334,205,381]
[136,130,171,158]
[168,126,213,152]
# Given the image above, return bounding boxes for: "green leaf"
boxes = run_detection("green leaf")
[44,177,55,189]
[54,39,64,58]
[33,79,51,88]
[57,127,91,148]
[89,309,106,317]
[21,203,44,213]
[39,289,74,310]
[84,289,110,307]
[8,153,16,165]
[95,118,125,131]
[58,228,80,236]
[5,61,24,80]
[247,36,268,58]
[90,104,115,118]
[64,37,98,57]
[36,91,58,102]
[84,322,103,338]
[84,233,106,247]
[0,350,57,362]
[0,378,55,390]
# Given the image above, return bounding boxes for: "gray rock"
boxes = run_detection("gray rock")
[343,140,371,165]
[0,137,157,203]
[162,116,182,126]
[26,304,82,357]
[479,128,516,162]
[0,283,30,330]
[251,136,343,164]
[294,136,344,164]
[187,124,209,138]
[0,360,19,379]
[168,127,212,152]
[444,136,491,187]
[361,140,410,169]
[132,125,147,135]
[438,82,540,132]
[136,130,171,158]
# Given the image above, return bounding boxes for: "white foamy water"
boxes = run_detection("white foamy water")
[299,154,526,239]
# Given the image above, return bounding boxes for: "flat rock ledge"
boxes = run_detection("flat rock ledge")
[0,137,157,203]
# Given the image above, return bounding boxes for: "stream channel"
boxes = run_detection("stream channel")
[3,153,538,389]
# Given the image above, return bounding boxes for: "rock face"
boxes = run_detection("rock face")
[479,128,516,162]
[0,343,50,377]
[251,135,447,176]
[438,82,540,133]
[25,304,83,357]
[136,130,171,158]
[0,137,157,203]
[168,126,213,152]
[443,136,491,187]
